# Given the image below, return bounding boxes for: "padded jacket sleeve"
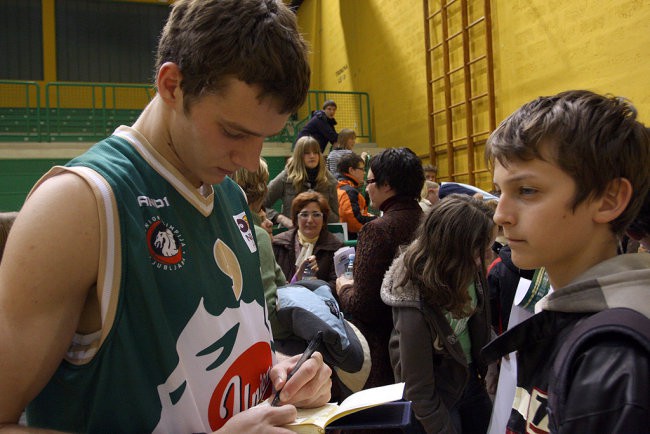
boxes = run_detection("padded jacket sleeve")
[392,307,457,434]
[556,336,649,433]
[264,170,288,224]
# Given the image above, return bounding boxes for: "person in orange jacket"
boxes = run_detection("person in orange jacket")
[336,153,376,239]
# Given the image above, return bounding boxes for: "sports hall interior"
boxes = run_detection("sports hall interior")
[1,0,649,212]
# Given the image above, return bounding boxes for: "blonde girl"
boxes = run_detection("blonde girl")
[265,136,339,228]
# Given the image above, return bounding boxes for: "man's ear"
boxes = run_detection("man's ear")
[156,62,182,105]
[380,182,395,195]
[594,178,632,223]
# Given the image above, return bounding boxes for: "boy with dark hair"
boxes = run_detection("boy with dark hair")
[336,153,376,239]
[482,90,650,433]
[296,100,339,153]
[0,1,332,432]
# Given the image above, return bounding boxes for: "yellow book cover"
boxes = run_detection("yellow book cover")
[272,382,405,433]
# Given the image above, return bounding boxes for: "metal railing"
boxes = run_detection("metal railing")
[44,82,154,142]
[0,80,42,141]
[304,90,372,142]
[0,81,373,144]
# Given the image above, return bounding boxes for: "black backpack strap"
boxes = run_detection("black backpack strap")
[547,308,650,432]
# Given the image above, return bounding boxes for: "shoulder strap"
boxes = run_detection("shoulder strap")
[547,307,650,432]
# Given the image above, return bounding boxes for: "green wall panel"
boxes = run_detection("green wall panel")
[0,156,291,212]
[0,159,69,211]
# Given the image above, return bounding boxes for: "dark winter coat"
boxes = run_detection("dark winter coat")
[382,254,493,434]
[272,228,342,291]
[296,110,338,153]
[338,195,423,389]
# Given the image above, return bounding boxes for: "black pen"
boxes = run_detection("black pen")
[271,331,323,406]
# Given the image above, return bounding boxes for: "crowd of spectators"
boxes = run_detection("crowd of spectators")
[257,90,650,433]
[1,65,648,433]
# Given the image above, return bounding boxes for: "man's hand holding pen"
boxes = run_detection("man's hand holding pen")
[270,332,331,408]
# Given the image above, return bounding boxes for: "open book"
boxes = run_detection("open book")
[284,382,405,433]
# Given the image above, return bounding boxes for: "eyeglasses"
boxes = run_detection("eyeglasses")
[366,178,377,184]
[355,166,365,171]
[298,211,324,219]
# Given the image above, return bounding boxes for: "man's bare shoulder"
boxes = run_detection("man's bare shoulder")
[0,171,101,422]
[3,171,100,299]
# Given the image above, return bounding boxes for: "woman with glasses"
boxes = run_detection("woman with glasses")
[265,136,339,229]
[272,191,343,290]
[336,147,425,392]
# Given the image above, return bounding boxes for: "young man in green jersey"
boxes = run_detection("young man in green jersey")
[0,1,332,432]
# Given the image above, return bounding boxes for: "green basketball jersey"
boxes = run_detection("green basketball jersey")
[26,126,274,433]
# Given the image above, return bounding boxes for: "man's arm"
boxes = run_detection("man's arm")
[264,171,293,228]
[0,173,100,431]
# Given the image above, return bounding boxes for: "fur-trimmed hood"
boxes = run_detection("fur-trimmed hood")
[380,253,421,308]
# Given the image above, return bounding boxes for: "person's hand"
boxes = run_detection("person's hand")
[261,217,274,237]
[270,351,332,408]
[278,215,294,229]
[485,361,499,396]
[215,402,297,433]
[336,274,354,296]
[295,255,318,280]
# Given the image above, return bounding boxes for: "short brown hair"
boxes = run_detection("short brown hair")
[336,129,357,150]
[231,158,269,210]
[422,164,437,173]
[486,90,650,235]
[156,0,310,113]
[290,191,330,229]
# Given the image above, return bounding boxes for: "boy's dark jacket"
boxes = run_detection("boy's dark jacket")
[482,253,650,434]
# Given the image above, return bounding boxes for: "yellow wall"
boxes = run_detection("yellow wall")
[297,0,429,155]
[297,0,650,189]
[492,0,650,124]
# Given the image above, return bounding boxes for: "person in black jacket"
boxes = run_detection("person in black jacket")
[486,245,536,335]
[295,100,338,153]
[482,90,650,433]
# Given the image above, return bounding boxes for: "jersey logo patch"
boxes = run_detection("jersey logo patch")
[510,386,549,434]
[153,298,272,433]
[233,212,257,253]
[214,239,243,300]
[146,217,186,270]
[527,388,549,433]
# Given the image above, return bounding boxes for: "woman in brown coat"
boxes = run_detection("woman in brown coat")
[336,148,424,390]
[272,191,342,290]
